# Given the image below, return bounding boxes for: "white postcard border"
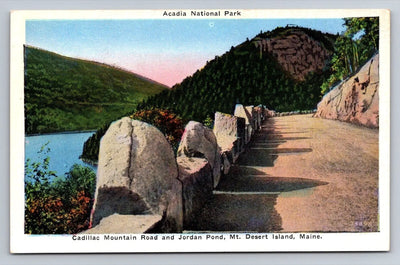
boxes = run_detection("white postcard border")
[10,9,390,253]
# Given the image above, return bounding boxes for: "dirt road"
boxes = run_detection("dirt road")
[187,114,379,232]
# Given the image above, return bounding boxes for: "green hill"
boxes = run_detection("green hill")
[81,26,337,163]
[24,46,168,134]
[137,26,337,121]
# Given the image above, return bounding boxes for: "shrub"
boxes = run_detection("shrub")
[25,144,96,234]
[130,108,185,152]
[203,116,214,129]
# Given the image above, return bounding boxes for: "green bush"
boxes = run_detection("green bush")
[203,116,214,129]
[25,144,96,234]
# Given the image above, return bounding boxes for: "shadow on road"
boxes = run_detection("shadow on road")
[185,117,325,233]
[237,118,282,167]
[186,193,282,233]
[236,150,279,166]
[249,147,313,155]
[216,174,328,193]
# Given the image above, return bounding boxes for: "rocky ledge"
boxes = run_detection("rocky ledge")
[314,53,379,128]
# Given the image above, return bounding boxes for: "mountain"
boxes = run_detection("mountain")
[81,26,338,163]
[253,27,334,81]
[137,26,337,122]
[24,46,168,134]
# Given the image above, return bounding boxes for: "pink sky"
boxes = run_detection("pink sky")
[118,52,209,87]
[84,49,213,87]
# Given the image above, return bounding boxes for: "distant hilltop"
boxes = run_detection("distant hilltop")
[24,45,168,134]
[253,28,334,81]
[24,45,170,89]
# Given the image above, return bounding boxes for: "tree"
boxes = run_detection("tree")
[344,17,379,51]
[321,17,379,95]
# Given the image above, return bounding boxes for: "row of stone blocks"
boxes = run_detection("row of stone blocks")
[84,104,268,234]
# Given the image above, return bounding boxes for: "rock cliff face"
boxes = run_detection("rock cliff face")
[314,53,379,128]
[254,29,332,80]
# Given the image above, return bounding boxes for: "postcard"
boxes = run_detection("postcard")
[10,9,390,253]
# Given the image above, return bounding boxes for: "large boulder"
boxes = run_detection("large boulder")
[177,156,213,226]
[234,104,254,144]
[213,112,245,162]
[234,104,252,125]
[314,53,379,128]
[84,214,162,234]
[90,118,183,232]
[177,121,221,188]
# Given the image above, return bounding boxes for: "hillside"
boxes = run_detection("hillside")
[81,26,337,163]
[24,46,168,134]
[137,26,337,122]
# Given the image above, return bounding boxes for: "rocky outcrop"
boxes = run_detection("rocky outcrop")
[314,53,379,128]
[90,118,182,232]
[254,30,332,81]
[177,121,221,188]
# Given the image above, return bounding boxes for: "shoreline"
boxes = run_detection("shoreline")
[26,130,97,137]
[80,157,98,167]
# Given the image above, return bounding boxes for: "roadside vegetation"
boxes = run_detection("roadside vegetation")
[25,144,96,234]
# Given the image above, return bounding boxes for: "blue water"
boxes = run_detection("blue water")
[25,132,97,180]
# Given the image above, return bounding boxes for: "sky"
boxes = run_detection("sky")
[26,19,346,87]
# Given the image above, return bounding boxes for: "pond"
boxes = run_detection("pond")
[25,132,97,180]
